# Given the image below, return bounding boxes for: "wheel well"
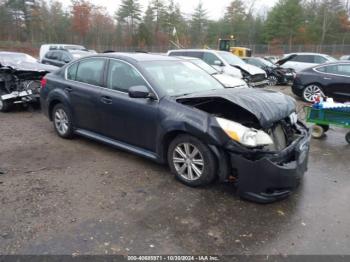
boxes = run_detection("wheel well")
[48,100,62,121]
[162,131,187,162]
[305,82,323,89]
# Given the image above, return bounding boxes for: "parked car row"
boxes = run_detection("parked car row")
[2,46,348,203]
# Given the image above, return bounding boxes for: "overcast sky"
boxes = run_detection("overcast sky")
[60,0,278,19]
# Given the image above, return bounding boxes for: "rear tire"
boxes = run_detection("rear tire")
[52,103,74,139]
[311,125,325,139]
[167,134,217,187]
[302,84,324,103]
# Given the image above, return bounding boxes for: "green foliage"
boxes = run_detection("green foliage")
[264,0,304,47]
[1,0,350,50]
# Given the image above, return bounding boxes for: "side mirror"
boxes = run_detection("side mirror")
[214,60,224,66]
[128,85,154,99]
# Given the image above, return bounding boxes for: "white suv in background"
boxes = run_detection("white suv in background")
[167,49,268,87]
[277,52,337,72]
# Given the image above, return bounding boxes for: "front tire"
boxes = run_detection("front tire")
[167,134,217,187]
[268,75,278,86]
[302,84,324,102]
[52,103,74,138]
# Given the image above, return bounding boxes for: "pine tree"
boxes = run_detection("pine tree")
[190,1,208,46]
[116,0,142,44]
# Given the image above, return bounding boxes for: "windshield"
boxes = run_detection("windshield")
[258,58,276,67]
[0,53,37,64]
[141,61,224,97]
[218,51,246,66]
[325,55,337,62]
[190,59,218,75]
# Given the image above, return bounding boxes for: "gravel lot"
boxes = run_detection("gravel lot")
[0,86,350,255]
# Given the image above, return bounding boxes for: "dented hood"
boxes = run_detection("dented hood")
[0,61,58,73]
[177,88,296,128]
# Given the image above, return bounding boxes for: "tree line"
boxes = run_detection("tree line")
[0,0,350,51]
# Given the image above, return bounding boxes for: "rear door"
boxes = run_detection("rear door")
[98,59,159,151]
[65,57,106,132]
[318,64,350,101]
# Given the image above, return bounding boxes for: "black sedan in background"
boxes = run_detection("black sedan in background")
[292,62,350,102]
[243,57,295,86]
[40,53,310,203]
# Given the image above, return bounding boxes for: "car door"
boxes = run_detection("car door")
[319,64,350,101]
[98,59,159,152]
[65,57,106,132]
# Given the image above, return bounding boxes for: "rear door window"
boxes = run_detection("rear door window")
[75,58,106,86]
[45,51,54,59]
[293,55,314,63]
[51,51,61,61]
[318,64,350,76]
[67,62,79,80]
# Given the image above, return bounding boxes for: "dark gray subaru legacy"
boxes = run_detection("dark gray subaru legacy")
[40,53,310,203]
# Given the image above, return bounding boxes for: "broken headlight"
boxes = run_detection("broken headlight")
[216,117,273,148]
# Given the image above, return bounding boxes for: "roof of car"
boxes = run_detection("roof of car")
[284,52,330,56]
[97,52,181,62]
[168,49,220,53]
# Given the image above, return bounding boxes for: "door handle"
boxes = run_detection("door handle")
[65,87,73,93]
[324,77,332,80]
[101,96,112,104]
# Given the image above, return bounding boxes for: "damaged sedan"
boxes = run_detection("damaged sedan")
[40,53,310,203]
[0,52,58,112]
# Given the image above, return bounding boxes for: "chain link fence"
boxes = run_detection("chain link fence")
[2,41,350,58]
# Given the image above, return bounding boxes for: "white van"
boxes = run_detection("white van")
[39,44,89,62]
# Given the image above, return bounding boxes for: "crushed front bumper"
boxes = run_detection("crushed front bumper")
[1,90,40,103]
[226,124,311,203]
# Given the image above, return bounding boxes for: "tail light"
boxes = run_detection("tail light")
[41,77,47,89]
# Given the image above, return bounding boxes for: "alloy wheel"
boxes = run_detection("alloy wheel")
[268,75,278,86]
[172,143,204,181]
[54,108,69,135]
[303,85,324,102]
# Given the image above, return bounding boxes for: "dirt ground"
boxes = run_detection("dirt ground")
[0,87,350,255]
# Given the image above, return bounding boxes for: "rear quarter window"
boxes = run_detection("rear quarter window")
[67,62,79,81]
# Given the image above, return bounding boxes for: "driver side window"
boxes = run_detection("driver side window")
[107,60,147,92]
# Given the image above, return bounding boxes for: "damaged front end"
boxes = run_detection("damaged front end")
[0,65,48,112]
[178,88,310,203]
